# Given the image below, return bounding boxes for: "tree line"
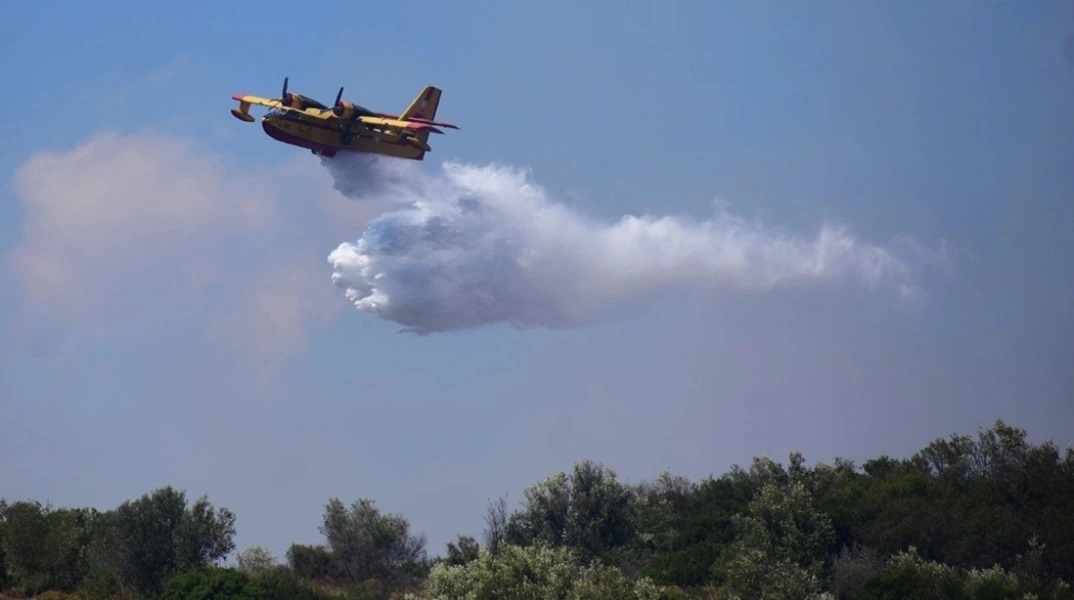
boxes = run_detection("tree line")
[2,419,1072,599]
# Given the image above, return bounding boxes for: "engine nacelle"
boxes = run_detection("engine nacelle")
[333,100,377,120]
[282,92,303,109]
[333,100,357,120]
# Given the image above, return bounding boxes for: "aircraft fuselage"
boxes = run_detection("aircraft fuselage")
[260,111,427,160]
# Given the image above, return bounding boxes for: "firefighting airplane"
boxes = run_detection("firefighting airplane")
[230,77,458,160]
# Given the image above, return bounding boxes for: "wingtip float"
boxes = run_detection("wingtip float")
[229,77,459,161]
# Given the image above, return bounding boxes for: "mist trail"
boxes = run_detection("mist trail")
[324,154,920,334]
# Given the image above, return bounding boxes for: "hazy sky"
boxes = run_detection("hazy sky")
[2,1,1072,561]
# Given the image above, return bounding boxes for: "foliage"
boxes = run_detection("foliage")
[842,421,1074,580]
[443,535,481,567]
[641,466,756,587]
[35,592,81,600]
[2,419,1072,599]
[410,543,663,600]
[507,460,638,561]
[160,567,253,600]
[713,479,834,599]
[287,543,335,581]
[235,545,277,575]
[859,547,964,599]
[481,496,509,556]
[76,569,128,600]
[838,544,1074,600]
[632,470,693,551]
[831,545,885,600]
[0,501,97,594]
[318,497,428,591]
[161,566,336,600]
[97,486,236,598]
[0,499,9,592]
[251,566,339,600]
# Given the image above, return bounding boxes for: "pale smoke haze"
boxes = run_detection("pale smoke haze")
[325,154,921,333]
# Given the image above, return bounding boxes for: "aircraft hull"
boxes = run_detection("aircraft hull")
[261,115,426,160]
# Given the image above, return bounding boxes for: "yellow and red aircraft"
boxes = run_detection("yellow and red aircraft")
[230,77,458,160]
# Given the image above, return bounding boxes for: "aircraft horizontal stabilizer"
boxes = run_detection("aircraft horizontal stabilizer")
[407,117,459,129]
[404,123,444,135]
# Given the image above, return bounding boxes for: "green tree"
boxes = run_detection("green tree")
[161,566,334,600]
[632,471,693,552]
[412,544,663,600]
[508,460,638,561]
[0,499,10,592]
[482,495,510,556]
[604,471,694,582]
[638,469,752,587]
[254,566,337,600]
[715,480,834,599]
[100,486,236,598]
[235,545,277,575]
[286,543,333,581]
[77,568,125,600]
[443,535,480,567]
[860,547,964,599]
[831,545,884,600]
[0,500,97,594]
[834,420,1074,580]
[318,497,427,587]
[160,567,253,600]
[0,500,49,592]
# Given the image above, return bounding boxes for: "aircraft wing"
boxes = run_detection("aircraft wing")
[232,94,287,110]
[357,115,446,135]
[231,94,338,120]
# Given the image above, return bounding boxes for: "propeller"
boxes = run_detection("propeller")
[332,86,351,117]
[331,84,386,120]
[280,76,294,106]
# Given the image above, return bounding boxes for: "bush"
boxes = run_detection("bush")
[640,550,713,588]
[36,592,80,600]
[77,570,124,600]
[254,567,337,600]
[658,586,690,600]
[860,548,963,600]
[831,546,884,599]
[962,565,1020,600]
[412,544,664,600]
[160,567,255,600]
[161,566,338,600]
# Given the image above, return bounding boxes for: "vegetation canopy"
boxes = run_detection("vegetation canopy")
[2,420,1071,599]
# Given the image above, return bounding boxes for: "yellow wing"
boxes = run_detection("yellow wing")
[357,115,448,135]
[231,94,339,122]
[232,94,286,110]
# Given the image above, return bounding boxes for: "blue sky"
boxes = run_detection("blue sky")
[2,1,1072,561]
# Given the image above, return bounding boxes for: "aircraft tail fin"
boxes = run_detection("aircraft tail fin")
[400,85,457,160]
[401,86,442,122]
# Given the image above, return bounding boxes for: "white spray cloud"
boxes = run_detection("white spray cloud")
[325,154,921,334]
